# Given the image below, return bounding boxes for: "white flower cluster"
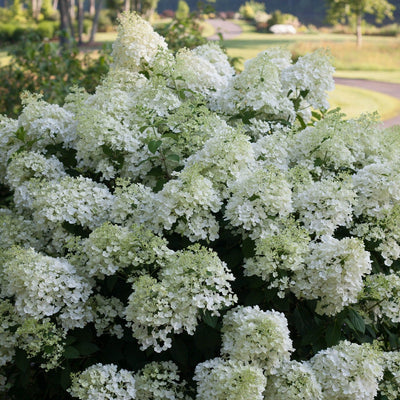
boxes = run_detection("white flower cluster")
[193,358,266,400]
[75,222,171,279]
[243,218,310,295]
[2,12,400,399]
[360,272,400,323]
[68,363,136,400]
[1,247,92,330]
[379,351,400,400]
[310,341,383,400]
[18,92,77,148]
[265,360,322,400]
[111,12,168,72]
[28,176,114,230]
[221,306,293,373]
[126,245,236,352]
[134,361,188,400]
[293,176,356,237]
[225,167,292,239]
[292,236,371,315]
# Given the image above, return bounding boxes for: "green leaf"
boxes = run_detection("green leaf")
[74,342,100,356]
[346,309,365,334]
[15,126,27,142]
[166,153,180,162]
[148,140,162,154]
[63,346,80,359]
[202,310,219,329]
[326,323,341,346]
[15,348,29,372]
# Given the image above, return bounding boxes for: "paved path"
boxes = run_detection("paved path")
[207,19,243,40]
[335,78,400,128]
[206,20,400,127]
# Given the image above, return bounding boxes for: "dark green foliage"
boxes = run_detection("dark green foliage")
[0,34,111,118]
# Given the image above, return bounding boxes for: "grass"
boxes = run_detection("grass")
[222,21,400,73]
[330,85,400,120]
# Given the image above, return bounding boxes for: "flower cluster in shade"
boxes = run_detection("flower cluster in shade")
[0,11,400,400]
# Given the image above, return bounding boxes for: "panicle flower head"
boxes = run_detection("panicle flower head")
[29,176,114,230]
[264,360,322,400]
[224,167,292,239]
[292,236,371,315]
[68,363,136,400]
[360,272,400,323]
[18,92,76,148]
[281,49,334,110]
[6,151,65,190]
[135,361,188,400]
[126,245,236,352]
[75,222,171,279]
[16,318,66,371]
[193,357,266,400]
[1,247,92,330]
[111,12,168,72]
[221,305,293,373]
[310,341,383,400]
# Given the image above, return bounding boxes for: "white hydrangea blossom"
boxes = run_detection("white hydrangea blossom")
[293,176,356,236]
[352,160,400,219]
[193,358,266,400]
[292,236,371,315]
[185,125,256,197]
[379,351,400,400]
[310,341,383,400]
[221,306,293,373]
[1,247,92,330]
[252,129,290,170]
[226,50,295,120]
[5,151,66,190]
[360,272,400,323]
[0,208,44,250]
[243,218,310,295]
[125,245,236,352]
[68,363,136,400]
[28,176,114,230]
[173,48,230,98]
[224,167,292,239]
[281,49,335,110]
[264,360,322,400]
[153,167,222,241]
[75,222,171,279]
[111,12,168,72]
[111,179,157,228]
[85,294,125,338]
[18,92,77,148]
[16,317,66,371]
[134,361,189,400]
[289,112,383,175]
[0,300,20,368]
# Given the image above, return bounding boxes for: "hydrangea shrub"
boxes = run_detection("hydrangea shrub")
[1,12,400,399]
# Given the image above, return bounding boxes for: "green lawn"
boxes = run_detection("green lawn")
[222,21,400,73]
[330,84,400,120]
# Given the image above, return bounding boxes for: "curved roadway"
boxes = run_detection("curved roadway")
[207,19,400,128]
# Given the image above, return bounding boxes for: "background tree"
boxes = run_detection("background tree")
[326,0,395,48]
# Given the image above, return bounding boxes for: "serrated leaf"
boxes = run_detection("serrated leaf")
[148,140,162,154]
[63,346,80,359]
[15,126,27,142]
